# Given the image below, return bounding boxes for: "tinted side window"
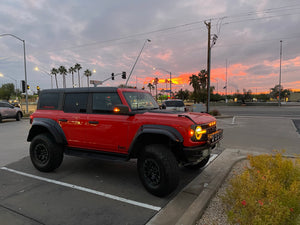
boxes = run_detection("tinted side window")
[92,92,121,113]
[39,93,59,110]
[165,101,184,107]
[64,93,88,113]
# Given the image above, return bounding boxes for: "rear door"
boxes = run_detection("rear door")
[57,93,89,148]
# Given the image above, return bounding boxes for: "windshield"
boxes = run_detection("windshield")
[123,92,159,111]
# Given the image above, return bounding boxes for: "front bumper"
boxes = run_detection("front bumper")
[181,129,223,165]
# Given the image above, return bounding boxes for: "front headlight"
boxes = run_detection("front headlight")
[190,125,207,141]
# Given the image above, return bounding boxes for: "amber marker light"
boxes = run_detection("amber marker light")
[113,107,120,113]
[189,129,195,137]
[209,121,216,127]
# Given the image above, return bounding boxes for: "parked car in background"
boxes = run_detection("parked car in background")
[0,101,23,123]
[161,99,187,112]
[10,102,21,108]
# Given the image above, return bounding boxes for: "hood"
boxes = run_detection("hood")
[144,110,215,125]
[178,112,215,124]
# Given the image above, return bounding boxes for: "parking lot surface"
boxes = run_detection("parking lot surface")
[1,106,300,224]
[0,119,221,225]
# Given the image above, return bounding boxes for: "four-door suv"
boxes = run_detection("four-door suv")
[0,101,23,123]
[27,87,223,197]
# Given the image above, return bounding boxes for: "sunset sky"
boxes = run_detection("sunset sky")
[1,0,300,94]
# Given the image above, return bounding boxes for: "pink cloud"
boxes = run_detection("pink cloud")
[155,50,172,61]
[49,54,69,63]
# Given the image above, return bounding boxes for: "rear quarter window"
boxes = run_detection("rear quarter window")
[38,93,59,110]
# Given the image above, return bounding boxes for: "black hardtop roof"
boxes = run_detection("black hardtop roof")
[40,87,120,94]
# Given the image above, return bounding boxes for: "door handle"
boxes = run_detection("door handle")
[59,119,68,122]
[89,121,99,124]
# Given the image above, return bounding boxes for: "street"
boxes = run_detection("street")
[0,105,300,224]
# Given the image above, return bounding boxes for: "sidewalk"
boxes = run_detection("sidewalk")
[147,148,257,225]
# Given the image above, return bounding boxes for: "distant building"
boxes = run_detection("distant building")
[289,92,300,102]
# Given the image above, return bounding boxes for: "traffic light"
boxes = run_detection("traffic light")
[111,73,114,80]
[21,80,25,93]
[122,71,126,79]
[37,86,40,90]
[27,85,30,90]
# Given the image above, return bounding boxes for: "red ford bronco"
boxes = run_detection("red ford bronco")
[27,87,223,196]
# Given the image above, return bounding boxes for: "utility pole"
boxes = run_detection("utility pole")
[205,21,211,113]
[278,40,282,107]
[225,59,228,103]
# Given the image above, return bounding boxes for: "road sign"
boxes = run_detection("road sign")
[90,80,103,85]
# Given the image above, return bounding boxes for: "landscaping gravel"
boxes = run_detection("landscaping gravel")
[196,160,248,225]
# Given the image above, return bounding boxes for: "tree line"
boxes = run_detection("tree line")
[149,69,292,103]
[50,63,93,88]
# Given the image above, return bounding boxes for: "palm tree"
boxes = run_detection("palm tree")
[165,79,168,90]
[84,69,92,87]
[153,77,159,100]
[147,83,154,95]
[58,66,68,88]
[74,63,82,87]
[69,66,76,88]
[50,68,59,88]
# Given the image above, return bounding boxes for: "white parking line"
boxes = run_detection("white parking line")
[208,153,218,165]
[0,167,161,211]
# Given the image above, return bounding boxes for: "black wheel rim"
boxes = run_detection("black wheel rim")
[34,143,49,164]
[143,159,161,186]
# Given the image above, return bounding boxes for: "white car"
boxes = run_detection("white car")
[0,101,23,123]
[161,99,186,112]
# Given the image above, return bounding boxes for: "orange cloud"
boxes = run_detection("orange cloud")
[143,72,194,85]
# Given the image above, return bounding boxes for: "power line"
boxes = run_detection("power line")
[24,3,300,57]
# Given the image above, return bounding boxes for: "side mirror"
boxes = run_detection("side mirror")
[113,104,133,115]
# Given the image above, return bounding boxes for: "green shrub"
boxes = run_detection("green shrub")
[222,152,300,225]
[209,109,221,116]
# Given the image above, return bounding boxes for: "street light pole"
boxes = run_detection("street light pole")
[278,40,282,107]
[126,39,151,86]
[34,67,53,89]
[0,33,28,113]
[153,67,172,97]
[34,66,53,89]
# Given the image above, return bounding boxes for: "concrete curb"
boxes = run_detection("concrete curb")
[147,149,255,225]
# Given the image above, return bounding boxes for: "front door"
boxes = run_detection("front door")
[85,92,129,153]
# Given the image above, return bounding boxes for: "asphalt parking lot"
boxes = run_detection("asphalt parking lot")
[1,108,300,225]
[0,119,222,225]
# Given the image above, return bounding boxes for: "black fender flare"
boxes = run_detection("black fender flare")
[27,118,67,145]
[128,124,183,156]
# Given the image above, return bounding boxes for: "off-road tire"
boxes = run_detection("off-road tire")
[184,155,210,170]
[16,112,22,121]
[137,144,179,197]
[30,133,64,172]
